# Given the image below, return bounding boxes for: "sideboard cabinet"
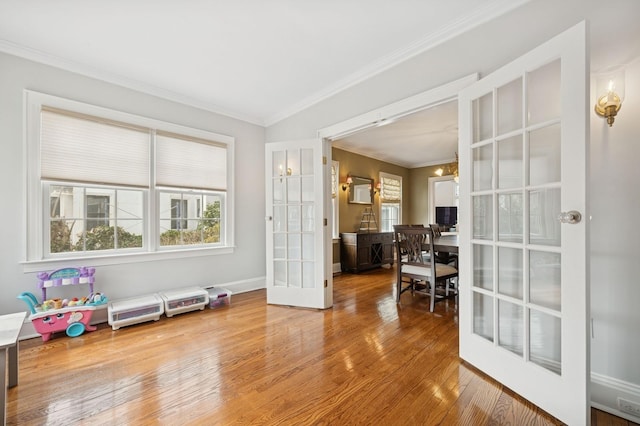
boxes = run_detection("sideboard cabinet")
[340,232,394,273]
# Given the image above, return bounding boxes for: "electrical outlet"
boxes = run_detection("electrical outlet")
[618,397,640,417]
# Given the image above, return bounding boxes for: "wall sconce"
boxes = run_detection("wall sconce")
[342,175,352,191]
[595,69,625,127]
[373,182,381,195]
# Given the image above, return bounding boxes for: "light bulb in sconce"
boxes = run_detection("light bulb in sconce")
[435,168,444,177]
[342,175,353,191]
[595,69,625,127]
[374,182,381,195]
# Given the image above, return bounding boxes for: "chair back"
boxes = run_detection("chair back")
[393,225,434,265]
[429,224,442,237]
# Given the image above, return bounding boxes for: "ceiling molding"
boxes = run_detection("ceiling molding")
[265,0,530,127]
[0,39,265,126]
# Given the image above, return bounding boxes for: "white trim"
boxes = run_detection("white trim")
[332,262,342,274]
[591,372,640,422]
[267,0,528,126]
[427,175,458,225]
[318,73,478,141]
[24,90,235,263]
[0,40,263,126]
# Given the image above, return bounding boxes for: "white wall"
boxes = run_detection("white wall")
[590,57,640,421]
[0,52,267,317]
[265,2,640,419]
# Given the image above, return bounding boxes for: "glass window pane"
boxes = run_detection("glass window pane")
[497,77,522,135]
[287,177,300,203]
[473,244,493,290]
[473,144,493,191]
[301,205,314,232]
[288,234,301,260]
[498,135,523,189]
[529,124,561,186]
[273,205,286,232]
[499,300,523,356]
[473,292,494,342]
[287,149,300,176]
[498,192,523,243]
[301,176,314,203]
[302,261,315,289]
[528,59,561,125]
[498,247,523,299]
[117,220,143,248]
[302,234,314,260]
[473,195,493,240]
[529,188,561,247]
[273,178,285,204]
[529,250,561,311]
[273,150,286,178]
[287,206,301,233]
[530,309,561,375]
[274,233,286,259]
[274,261,286,287]
[473,92,493,143]
[288,261,301,288]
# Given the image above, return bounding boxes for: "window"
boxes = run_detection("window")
[331,161,339,239]
[379,172,402,232]
[25,91,234,264]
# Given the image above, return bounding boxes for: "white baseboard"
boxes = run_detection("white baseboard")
[18,276,267,341]
[333,262,341,274]
[591,372,640,422]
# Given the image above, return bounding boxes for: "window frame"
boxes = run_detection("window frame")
[379,172,402,233]
[23,90,235,271]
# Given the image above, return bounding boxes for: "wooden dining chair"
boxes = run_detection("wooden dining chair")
[429,223,458,268]
[393,225,458,311]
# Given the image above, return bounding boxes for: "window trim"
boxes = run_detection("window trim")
[379,171,402,232]
[23,90,235,270]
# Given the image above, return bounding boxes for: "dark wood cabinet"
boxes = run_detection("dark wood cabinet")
[340,232,394,273]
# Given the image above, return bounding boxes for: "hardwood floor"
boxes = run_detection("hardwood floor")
[8,266,637,425]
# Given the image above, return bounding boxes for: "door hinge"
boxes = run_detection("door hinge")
[322,156,327,165]
[324,279,328,288]
[324,218,327,226]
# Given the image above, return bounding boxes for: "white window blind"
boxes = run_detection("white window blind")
[156,132,227,191]
[40,108,150,187]
[331,163,337,198]
[380,175,401,201]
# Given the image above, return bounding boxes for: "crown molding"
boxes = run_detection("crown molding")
[264,0,530,127]
[0,39,265,126]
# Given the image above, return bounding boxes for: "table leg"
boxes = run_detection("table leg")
[7,343,17,388]
[0,348,6,426]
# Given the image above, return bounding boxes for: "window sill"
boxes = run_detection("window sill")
[21,246,234,273]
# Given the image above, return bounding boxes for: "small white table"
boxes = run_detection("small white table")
[0,312,26,425]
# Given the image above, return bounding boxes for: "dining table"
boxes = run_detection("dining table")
[433,234,459,254]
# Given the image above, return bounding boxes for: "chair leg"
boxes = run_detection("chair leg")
[429,281,436,312]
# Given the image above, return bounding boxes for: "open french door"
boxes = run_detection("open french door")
[265,139,332,309]
[458,22,589,424]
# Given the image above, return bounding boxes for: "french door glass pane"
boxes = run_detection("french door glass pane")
[498,192,523,243]
[272,150,285,177]
[302,261,314,288]
[529,188,561,246]
[302,234,314,260]
[499,300,523,356]
[497,77,523,135]
[473,195,493,240]
[528,59,561,125]
[473,144,493,191]
[288,262,301,288]
[287,177,300,203]
[498,247,523,299]
[473,244,493,290]
[498,135,523,189]
[530,309,561,375]
[473,92,493,142]
[287,206,300,232]
[274,261,286,287]
[473,292,494,342]
[288,234,300,259]
[529,250,561,311]
[274,233,286,259]
[529,124,561,186]
[288,148,300,176]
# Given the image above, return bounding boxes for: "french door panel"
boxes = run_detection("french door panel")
[458,22,588,425]
[265,139,331,309]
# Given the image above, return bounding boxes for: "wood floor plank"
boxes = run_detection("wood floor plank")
[6,266,633,425]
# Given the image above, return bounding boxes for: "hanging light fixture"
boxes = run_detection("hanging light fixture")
[435,153,458,182]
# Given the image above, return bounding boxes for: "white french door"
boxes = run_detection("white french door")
[265,139,332,309]
[458,22,589,424]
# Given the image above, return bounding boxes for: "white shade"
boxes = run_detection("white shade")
[156,132,227,191]
[380,176,401,201]
[41,108,150,187]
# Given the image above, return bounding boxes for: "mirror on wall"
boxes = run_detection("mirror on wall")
[348,176,373,204]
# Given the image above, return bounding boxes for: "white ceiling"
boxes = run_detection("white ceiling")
[0,0,526,126]
[1,0,639,169]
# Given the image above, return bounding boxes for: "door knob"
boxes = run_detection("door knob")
[557,211,581,224]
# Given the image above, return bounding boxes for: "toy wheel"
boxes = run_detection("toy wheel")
[66,322,86,338]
